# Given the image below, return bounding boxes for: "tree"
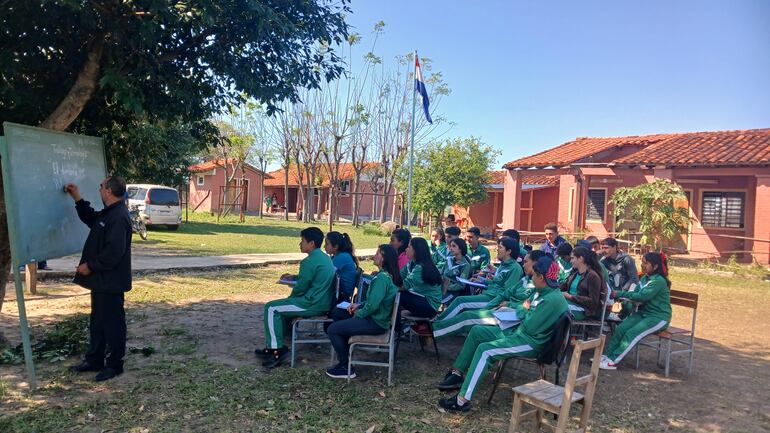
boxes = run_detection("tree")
[0,0,350,314]
[611,179,692,251]
[400,137,497,225]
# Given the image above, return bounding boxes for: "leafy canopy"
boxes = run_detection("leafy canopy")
[611,179,692,251]
[400,137,498,217]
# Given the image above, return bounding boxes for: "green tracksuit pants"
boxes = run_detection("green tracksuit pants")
[263,297,328,349]
[453,325,538,401]
[437,294,493,321]
[432,308,498,338]
[605,313,669,363]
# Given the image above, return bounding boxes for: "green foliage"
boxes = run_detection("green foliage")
[398,137,498,217]
[611,179,691,251]
[0,314,89,365]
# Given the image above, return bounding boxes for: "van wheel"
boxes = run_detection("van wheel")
[167,225,179,231]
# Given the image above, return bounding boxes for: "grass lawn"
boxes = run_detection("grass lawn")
[139,213,404,256]
[1,265,769,432]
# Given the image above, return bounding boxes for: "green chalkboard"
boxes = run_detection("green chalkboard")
[0,122,107,266]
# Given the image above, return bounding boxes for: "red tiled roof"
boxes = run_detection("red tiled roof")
[503,128,770,169]
[503,134,674,169]
[264,162,380,187]
[612,128,770,167]
[487,171,558,187]
[189,159,267,175]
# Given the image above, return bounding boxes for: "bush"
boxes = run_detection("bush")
[0,314,89,365]
[363,225,386,237]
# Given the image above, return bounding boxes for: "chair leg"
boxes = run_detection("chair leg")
[487,359,508,404]
[508,393,525,433]
[347,345,354,384]
[664,337,672,377]
[634,342,640,369]
[688,336,695,375]
[531,408,543,433]
[431,334,440,364]
[656,336,663,366]
[290,322,298,368]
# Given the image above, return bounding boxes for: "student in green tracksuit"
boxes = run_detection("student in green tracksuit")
[600,252,672,370]
[431,249,542,338]
[436,236,522,321]
[561,246,605,321]
[430,228,448,272]
[398,237,444,327]
[325,244,401,379]
[555,242,574,284]
[436,256,569,412]
[442,238,473,301]
[256,227,337,368]
[465,227,491,275]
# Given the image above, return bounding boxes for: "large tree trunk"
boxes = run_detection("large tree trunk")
[40,38,104,131]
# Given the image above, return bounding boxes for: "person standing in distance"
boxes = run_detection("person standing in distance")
[65,177,132,382]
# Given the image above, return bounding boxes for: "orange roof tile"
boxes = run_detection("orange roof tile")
[264,162,380,187]
[487,171,558,187]
[189,159,268,175]
[503,128,770,169]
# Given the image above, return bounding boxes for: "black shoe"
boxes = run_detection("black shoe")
[94,367,123,382]
[254,347,272,359]
[69,360,103,373]
[439,394,471,412]
[261,347,288,369]
[437,371,464,390]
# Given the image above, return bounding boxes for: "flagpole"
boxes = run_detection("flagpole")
[407,50,417,232]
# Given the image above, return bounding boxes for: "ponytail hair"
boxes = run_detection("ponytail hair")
[326,231,359,266]
[409,237,443,286]
[378,244,403,287]
[391,228,411,254]
[644,251,671,288]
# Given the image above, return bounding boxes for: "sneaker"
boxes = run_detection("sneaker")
[325,364,356,379]
[94,367,123,382]
[254,347,272,359]
[599,355,617,370]
[437,371,464,390]
[438,394,471,412]
[607,312,622,322]
[261,347,289,369]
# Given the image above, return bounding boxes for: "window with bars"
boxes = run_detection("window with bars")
[701,191,745,229]
[586,189,606,221]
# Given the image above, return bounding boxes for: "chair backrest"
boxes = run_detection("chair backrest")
[558,335,606,419]
[386,292,401,344]
[669,289,698,334]
[355,273,374,303]
[537,311,572,366]
[327,275,341,311]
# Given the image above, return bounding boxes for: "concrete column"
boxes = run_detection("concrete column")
[502,170,522,229]
[558,174,578,231]
[752,175,770,265]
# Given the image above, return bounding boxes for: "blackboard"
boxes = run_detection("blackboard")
[0,122,107,266]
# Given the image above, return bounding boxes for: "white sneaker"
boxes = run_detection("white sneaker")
[607,313,622,322]
[599,355,617,370]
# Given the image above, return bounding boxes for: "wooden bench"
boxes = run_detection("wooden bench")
[634,289,698,377]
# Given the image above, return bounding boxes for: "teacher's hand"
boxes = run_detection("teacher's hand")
[76,262,91,276]
[64,183,82,202]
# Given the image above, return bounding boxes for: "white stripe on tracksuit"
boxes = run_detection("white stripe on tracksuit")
[463,344,532,400]
[612,319,668,364]
[432,317,498,338]
[442,302,488,320]
[267,304,306,348]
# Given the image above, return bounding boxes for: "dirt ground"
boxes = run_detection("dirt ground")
[1,267,769,432]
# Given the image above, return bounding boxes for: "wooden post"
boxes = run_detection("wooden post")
[25,262,37,295]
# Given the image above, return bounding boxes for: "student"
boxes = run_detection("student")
[325,244,401,379]
[555,242,573,284]
[600,252,672,370]
[398,237,444,325]
[464,227,491,275]
[561,246,605,321]
[437,256,569,412]
[431,249,536,339]
[445,226,461,244]
[430,228,448,271]
[442,238,473,301]
[390,228,412,270]
[600,237,639,320]
[501,228,527,262]
[324,231,359,302]
[585,235,603,258]
[437,237,523,321]
[445,214,458,228]
[256,227,337,368]
[540,222,566,256]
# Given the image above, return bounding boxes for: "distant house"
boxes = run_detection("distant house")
[452,171,558,236]
[263,162,399,222]
[188,159,267,213]
[499,128,770,264]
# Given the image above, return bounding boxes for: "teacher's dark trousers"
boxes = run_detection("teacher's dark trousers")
[85,292,127,370]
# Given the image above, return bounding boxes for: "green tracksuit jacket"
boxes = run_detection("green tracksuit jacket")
[513,285,570,350]
[289,247,337,306]
[483,258,523,299]
[431,242,448,272]
[617,274,671,320]
[355,272,398,330]
[468,243,491,274]
[443,255,472,293]
[400,262,443,310]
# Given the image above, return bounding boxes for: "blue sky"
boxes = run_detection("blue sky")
[345,0,770,167]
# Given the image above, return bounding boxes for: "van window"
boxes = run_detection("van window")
[148,189,180,206]
[127,187,147,200]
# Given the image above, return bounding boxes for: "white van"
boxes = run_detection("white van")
[126,184,182,230]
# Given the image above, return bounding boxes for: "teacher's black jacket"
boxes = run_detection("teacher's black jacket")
[73,199,132,293]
